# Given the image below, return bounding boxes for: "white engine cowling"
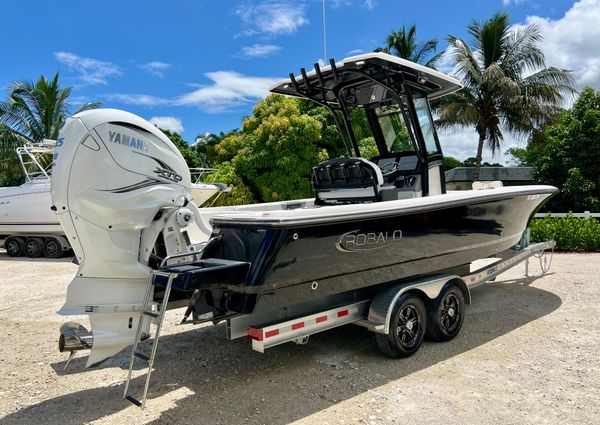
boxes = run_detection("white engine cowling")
[52,109,195,366]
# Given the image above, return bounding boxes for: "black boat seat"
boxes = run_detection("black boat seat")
[311,157,384,205]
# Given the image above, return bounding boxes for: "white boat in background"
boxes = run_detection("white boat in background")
[0,142,69,257]
[189,167,230,206]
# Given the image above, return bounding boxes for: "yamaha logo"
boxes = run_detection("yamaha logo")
[336,229,402,252]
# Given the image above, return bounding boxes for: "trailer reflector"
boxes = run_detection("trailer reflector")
[247,327,263,341]
[247,300,371,353]
[265,329,279,339]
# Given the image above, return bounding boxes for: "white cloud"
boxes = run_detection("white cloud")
[108,71,279,113]
[330,0,377,9]
[363,0,378,10]
[176,71,280,113]
[54,51,121,85]
[236,1,308,36]
[149,116,184,133]
[106,93,170,107]
[503,0,526,5]
[331,0,352,8]
[346,49,365,56]
[439,128,522,165]
[525,0,600,89]
[139,61,171,78]
[237,44,282,58]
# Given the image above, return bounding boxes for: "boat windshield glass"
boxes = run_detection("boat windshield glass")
[412,93,441,155]
[375,105,414,153]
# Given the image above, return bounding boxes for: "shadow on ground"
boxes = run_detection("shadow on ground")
[2,276,562,425]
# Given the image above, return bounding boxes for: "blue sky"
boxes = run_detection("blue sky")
[2,0,598,162]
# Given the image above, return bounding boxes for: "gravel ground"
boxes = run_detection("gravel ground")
[0,249,598,425]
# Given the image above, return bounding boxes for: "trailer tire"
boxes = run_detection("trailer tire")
[24,237,44,258]
[375,293,426,358]
[5,236,25,257]
[426,283,465,342]
[43,237,64,258]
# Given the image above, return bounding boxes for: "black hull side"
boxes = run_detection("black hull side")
[204,192,552,314]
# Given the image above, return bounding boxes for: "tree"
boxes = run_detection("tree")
[0,73,99,186]
[212,95,328,203]
[443,156,462,170]
[435,12,574,180]
[531,88,600,212]
[0,124,23,186]
[0,73,99,143]
[377,24,438,66]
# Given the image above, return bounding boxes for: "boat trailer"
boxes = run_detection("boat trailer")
[123,239,555,408]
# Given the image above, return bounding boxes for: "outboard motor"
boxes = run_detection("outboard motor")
[52,109,203,366]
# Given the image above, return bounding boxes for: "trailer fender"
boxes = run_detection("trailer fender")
[367,275,470,335]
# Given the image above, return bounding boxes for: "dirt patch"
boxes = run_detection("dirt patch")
[0,252,598,424]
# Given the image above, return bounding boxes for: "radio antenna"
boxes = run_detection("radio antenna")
[322,0,327,61]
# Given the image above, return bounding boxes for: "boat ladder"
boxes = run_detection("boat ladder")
[123,270,176,409]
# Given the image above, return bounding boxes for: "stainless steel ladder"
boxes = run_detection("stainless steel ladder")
[123,270,176,409]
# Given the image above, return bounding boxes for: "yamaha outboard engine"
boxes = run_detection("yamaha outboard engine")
[52,109,204,366]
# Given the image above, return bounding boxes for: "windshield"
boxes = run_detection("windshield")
[375,106,414,153]
[412,94,441,155]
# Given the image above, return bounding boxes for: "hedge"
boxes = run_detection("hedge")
[530,214,600,252]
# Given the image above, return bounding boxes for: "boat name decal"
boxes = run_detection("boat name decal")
[108,131,149,152]
[336,229,402,253]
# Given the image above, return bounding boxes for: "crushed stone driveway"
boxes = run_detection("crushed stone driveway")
[0,251,598,425]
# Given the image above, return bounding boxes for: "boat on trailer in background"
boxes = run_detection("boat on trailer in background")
[0,141,71,258]
[49,53,557,408]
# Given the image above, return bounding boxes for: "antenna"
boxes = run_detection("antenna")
[322,0,327,62]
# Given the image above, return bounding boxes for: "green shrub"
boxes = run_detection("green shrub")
[530,213,600,252]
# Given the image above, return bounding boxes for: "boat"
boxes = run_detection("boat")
[189,167,230,206]
[0,142,69,257]
[50,52,556,367]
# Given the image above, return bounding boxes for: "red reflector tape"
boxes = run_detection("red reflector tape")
[292,322,304,330]
[337,310,348,318]
[247,327,263,341]
[265,329,279,339]
[316,315,327,323]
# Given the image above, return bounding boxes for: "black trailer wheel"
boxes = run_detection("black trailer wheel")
[5,236,25,257]
[24,237,44,258]
[426,283,465,342]
[44,237,64,258]
[376,293,426,358]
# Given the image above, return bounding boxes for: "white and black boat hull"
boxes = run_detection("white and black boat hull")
[165,186,556,316]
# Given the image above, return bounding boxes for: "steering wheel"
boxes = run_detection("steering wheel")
[379,161,400,176]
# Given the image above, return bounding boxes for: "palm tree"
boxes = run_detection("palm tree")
[377,24,438,66]
[0,72,99,144]
[435,13,574,180]
[0,73,99,185]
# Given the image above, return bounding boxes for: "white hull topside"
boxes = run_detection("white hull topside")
[0,181,63,236]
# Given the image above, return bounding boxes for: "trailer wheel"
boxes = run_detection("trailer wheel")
[426,283,465,342]
[376,293,426,358]
[24,238,44,258]
[5,236,25,257]
[43,237,64,258]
